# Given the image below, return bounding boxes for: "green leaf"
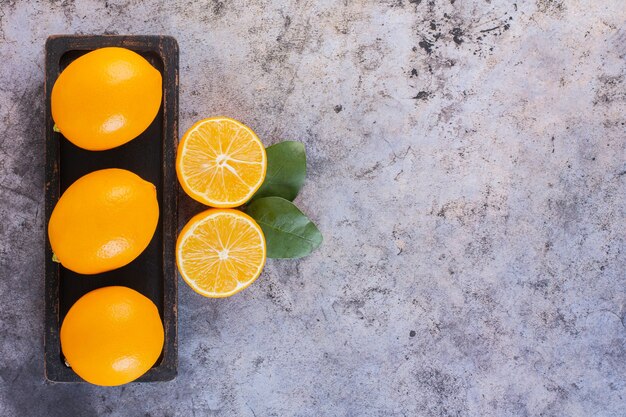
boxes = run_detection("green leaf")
[252,141,306,202]
[245,197,322,259]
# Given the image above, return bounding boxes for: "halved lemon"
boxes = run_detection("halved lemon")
[176,209,266,298]
[176,117,267,208]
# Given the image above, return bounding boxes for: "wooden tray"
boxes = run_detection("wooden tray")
[44,35,178,382]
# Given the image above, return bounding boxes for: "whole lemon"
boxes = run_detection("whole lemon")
[48,168,159,274]
[51,47,162,151]
[61,286,164,386]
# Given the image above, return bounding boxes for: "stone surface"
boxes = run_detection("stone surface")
[0,1,625,416]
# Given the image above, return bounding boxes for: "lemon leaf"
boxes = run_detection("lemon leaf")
[245,197,322,259]
[251,141,306,202]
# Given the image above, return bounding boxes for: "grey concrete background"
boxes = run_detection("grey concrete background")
[0,0,625,416]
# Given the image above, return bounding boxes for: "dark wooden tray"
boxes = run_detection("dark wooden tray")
[44,35,178,383]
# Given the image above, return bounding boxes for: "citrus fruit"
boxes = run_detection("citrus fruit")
[176,117,267,208]
[48,168,159,275]
[176,209,266,297]
[60,286,164,386]
[51,47,162,151]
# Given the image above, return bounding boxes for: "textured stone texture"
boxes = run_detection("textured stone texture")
[1,1,625,416]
